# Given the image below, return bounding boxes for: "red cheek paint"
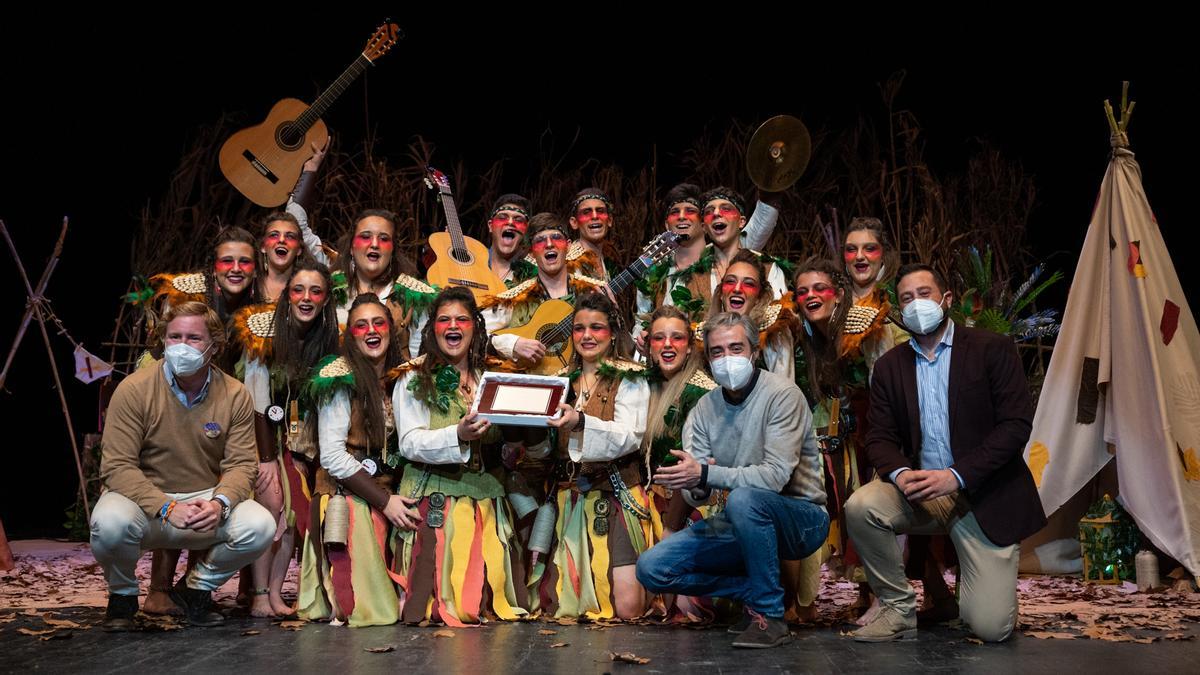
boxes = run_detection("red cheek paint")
[434,317,452,335]
[803,288,837,303]
[843,250,858,264]
[349,323,371,336]
[215,260,234,273]
[352,236,372,251]
[531,240,549,253]
[289,288,305,303]
[702,212,716,224]
[588,326,612,338]
[576,213,594,225]
[863,248,882,261]
[377,239,393,252]
[741,284,760,299]
[669,335,689,350]
[718,205,738,217]
[721,279,738,295]
[308,288,326,301]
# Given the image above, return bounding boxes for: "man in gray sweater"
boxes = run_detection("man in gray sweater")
[637,312,828,648]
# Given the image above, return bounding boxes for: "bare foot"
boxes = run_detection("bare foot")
[249,595,276,618]
[269,594,294,617]
[143,589,181,616]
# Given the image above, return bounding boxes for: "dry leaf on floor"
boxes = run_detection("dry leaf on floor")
[538,629,557,635]
[550,642,568,648]
[964,637,983,645]
[364,645,396,653]
[43,618,84,629]
[1024,631,1078,640]
[17,628,56,637]
[241,630,261,636]
[278,620,305,631]
[433,629,455,638]
[610,652,650,665]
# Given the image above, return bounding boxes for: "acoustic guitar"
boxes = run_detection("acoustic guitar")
[218,22,402,207]
[422,167,507,301]
[495,231,683,374]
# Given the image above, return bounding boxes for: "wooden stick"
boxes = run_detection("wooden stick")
[1,218,91,524]
[0,219,63,390]
[0,515,14,571]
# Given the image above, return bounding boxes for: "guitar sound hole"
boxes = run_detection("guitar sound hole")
[451,247,473,264]
[536,329,566,356]
[275,122,305,151]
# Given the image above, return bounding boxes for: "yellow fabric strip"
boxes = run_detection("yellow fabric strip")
[438,497,460,622]
[478,499,522,619]
[296,495,331,621]
[448,497,477,622]
[346,497,400,627]
[585,492,613,620]
[553,490,569,609]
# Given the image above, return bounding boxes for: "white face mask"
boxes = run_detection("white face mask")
[901,297,947,335]
[711,354,755,391]
[164,342,212,377]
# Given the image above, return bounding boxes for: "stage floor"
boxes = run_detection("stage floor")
[3,540,1198,673]
[4,607,1200,674]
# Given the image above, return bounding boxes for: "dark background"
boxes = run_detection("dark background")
[1,11,1195,537]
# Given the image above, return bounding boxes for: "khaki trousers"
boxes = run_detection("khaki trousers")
[845,479,1019,642]
[90,489,274,596]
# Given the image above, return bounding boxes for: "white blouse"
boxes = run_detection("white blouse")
[565,376,650,464]
[392,371,472,465]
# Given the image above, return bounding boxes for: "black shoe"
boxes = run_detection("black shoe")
[727,609,753,634]
[102,593,139,632]
[169,581,225,627]
[731,610,793,649]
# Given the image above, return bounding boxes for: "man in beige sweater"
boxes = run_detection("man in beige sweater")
[90,301,273,630]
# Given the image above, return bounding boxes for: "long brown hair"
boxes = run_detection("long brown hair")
[205,226,260,320]
[793,257,851,400]
[642,306,702,454]
[706,248,775,325]
[269,260,339,389]
[336,209,417,292]
[843,217,899,291]
[410,287,489,405]
[342,293,405,449]
[568,291,630,371]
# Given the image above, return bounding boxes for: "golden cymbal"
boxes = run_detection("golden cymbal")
[746,115,811,192]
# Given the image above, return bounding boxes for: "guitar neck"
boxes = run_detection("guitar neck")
[293,54,372,134]
[542,254,652,347]
[437,191,469,257]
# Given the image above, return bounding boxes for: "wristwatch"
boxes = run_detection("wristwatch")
[213,494,232,522]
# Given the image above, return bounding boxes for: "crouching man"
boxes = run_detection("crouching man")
[637,311,829,648]
[90,301,274,630]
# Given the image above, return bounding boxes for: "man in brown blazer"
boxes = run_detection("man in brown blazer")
[846,264,1046,642]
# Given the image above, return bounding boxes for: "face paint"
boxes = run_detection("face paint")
[349,316,389,337]
[721,276,761,298]
[289,286,326,303]
[531,232,568,253]
[353,231,393,251]
[802,286,837,302]
[575,206,610,224]
[649,332,689,350]
[433,315,465,335]
[666,204,700,225]
[265,231,300,249]
[215,258,254,274]
[489,213,529,233]
[572,323,612,339]
[702,203,740,223]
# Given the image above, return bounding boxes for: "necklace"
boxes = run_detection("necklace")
[575,372,599,411]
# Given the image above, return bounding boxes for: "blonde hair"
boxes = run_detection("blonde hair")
[642,307,702,455]
[156,301,226,353]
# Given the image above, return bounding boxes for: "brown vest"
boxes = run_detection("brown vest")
[559,375,642,489]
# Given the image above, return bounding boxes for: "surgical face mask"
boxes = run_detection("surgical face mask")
[164,342,211,377]
[901,297,947,335]
[711,354,755,391]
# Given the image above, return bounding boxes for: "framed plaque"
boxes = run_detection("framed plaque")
[472,372,568,427]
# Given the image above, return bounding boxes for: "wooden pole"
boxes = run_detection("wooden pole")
[0,218,91,524]
[0,516,14,571]
[0,219,64,390]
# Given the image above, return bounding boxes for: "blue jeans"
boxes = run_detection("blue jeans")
[636,487,829,618]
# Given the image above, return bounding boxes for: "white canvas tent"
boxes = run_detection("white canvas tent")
[1022,91,1200,577]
